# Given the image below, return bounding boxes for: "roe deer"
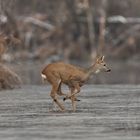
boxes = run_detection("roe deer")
[41,56,111,112]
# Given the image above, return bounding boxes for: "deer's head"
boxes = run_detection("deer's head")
[94,56,111,73]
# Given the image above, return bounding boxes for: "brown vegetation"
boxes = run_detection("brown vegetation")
[0,64,21,90]
[0,0,140,85]
[0,0,140,63]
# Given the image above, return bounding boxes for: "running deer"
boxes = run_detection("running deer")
[41,56,111,112]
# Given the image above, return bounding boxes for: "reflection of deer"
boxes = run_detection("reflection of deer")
[41,56,111,112]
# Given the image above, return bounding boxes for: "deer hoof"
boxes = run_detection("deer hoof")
[63,97,66,101]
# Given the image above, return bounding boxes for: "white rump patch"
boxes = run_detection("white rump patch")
[41,74,47,79]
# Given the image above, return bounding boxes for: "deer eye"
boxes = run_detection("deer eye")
[104,64,106,66]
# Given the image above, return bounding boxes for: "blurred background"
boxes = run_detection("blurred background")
[0,0,140,86]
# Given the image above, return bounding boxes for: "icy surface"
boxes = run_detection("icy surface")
[0,85,140,140]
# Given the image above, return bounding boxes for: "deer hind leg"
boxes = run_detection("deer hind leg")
[50,81,65,111]
[57,81,67,96]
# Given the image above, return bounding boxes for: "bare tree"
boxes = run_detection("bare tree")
[97,0,108,56]
[0,0,18,35]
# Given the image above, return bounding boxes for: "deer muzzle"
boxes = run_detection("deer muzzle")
[106,69,111,72]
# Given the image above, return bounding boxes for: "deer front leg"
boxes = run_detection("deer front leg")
[63,84,81,102]
[68,84,80,100]
[64,85,80,112]
[70,88,80,112]
[63,95,80,101]
[71,95,76,112]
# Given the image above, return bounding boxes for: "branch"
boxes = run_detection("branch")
[24,17,55,31]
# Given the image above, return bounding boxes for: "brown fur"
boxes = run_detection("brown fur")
[41,56,111,112]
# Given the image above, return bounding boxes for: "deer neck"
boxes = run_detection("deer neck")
[85,63,99,77]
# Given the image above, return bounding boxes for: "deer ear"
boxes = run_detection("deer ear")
[96,55,104,63]
[101,56,105,61]
[96,56,100,62]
